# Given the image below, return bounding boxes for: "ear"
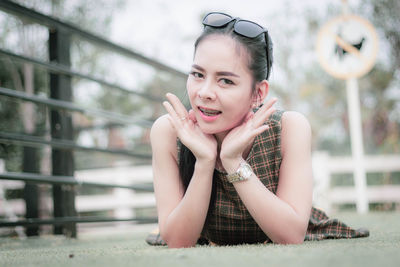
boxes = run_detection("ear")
[252,80,269,107]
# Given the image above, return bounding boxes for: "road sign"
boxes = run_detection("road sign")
[316,14,378,80]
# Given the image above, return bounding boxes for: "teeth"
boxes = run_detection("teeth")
[200,107,221,116]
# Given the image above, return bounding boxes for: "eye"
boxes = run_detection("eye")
[219,78,235,85]
[190,71,204,79]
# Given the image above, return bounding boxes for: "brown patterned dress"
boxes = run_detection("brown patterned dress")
[197,110,369,245]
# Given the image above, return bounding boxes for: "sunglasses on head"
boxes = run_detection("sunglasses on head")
[202,12,271,79]
[202,12,268,38]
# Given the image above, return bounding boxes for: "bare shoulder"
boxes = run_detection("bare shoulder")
[281,111,311,134]
[151,114,174,137]
[281,111,311,155]
[150,114,178,158]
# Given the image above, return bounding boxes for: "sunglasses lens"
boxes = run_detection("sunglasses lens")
[235,20,264,38]
[203,12,233,27]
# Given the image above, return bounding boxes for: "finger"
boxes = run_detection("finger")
[264,97,278,109]
[165,114,177,131]
[243,111,254,123]
[166,93,188,119]
[251,124,270,139]
[253,107,276,128]
[254,97,277,116]
[163,101,182,128]
[253,98,277,126]
[258,98,277,115]
[188,109,197,123]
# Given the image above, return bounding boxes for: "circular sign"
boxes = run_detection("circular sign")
[316,14,378,80]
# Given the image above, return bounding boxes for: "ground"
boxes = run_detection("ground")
[0,212,399,267]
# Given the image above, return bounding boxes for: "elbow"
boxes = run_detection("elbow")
[159,220,198,248]
[161,231,197,249]
[165,238,197,248]
[273,229,306,245]
[274,234,305,245]
[286,235,305,245]
[273,215,308,245]
[166,240,197,249]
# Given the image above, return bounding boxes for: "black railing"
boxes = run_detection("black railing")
[0,1,186,79]
[0,86,153,127]
[0,1,183,236]
[0,48,164,102]
[0,172,153,191]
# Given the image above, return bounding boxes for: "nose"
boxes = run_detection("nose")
[197,80,216,101]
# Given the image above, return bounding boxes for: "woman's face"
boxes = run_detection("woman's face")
[187,34,255,135]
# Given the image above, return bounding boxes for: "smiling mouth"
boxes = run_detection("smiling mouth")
[199,107,222,116]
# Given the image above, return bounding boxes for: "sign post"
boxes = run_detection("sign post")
[316,1,378,213]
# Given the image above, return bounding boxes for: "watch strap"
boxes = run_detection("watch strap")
[226,161,253,183]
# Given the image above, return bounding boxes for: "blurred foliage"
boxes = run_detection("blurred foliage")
[142,72,187,119]
[271,0,400,156]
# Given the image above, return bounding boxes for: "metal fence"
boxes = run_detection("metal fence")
[0,0,185,237]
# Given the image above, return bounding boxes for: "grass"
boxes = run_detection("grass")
[0,212,399,267]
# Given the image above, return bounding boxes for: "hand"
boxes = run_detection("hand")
[220,98,277,172]
[163,93,217,162]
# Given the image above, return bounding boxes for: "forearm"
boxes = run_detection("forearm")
[219,111,313,244]
[233,175,308,244]
[162,159,214,248]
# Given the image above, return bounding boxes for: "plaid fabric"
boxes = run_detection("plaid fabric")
[198,110,369,245]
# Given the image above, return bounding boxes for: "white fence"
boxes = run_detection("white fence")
[75,164,155,218]
[312,152,400,213]
[0,163,155,219]
[1,153,400,221]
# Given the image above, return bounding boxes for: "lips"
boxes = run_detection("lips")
[198,106,222,116]
[197,106,222,122]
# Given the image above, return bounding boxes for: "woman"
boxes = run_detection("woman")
[148,12,368,248]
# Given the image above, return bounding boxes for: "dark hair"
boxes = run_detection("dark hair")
[195,20,273,83]
[178,19,274,226]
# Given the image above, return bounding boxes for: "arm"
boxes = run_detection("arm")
[221,111,313,244]
[152,94,217,248]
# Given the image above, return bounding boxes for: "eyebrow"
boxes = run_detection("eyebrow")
[191,64,240,78]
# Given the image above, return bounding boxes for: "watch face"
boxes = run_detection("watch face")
[239,163,253,179]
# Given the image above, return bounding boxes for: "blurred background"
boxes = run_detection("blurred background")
[0,0,399,237]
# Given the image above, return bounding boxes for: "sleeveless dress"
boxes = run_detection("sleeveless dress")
[193,110,369,245]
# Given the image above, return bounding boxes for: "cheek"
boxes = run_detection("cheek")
[223,96,252,123]
[186,78,196,99]
[225,111,248,128]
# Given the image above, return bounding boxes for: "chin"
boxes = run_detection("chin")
[198,123,231,135]
[198,125,218,135]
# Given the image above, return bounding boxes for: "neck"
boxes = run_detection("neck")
[214,129,254,172]
[214,131,229,147]
[214,131,228,171]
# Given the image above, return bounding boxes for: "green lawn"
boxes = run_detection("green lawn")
[0,212,399,267]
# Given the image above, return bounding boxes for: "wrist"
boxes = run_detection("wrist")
[225,160,253,183]
[221,157,243,174]
[195,150,217,164]
[195,157,216,168]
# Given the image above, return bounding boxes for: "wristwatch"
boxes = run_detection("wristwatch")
[226,161,253,183]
